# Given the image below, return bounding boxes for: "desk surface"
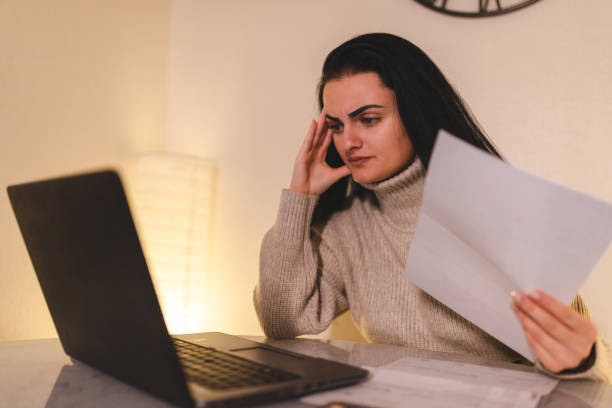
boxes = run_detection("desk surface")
[1,335,611,408]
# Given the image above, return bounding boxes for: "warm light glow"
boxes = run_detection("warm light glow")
[129,152,216,334]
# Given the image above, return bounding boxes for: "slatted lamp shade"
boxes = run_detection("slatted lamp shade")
[130,152,216,334]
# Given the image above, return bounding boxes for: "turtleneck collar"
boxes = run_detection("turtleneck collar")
[356,156,426,226]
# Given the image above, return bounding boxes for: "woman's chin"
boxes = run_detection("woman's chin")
[351,170,382,184]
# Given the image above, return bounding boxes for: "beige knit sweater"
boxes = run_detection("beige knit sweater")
[254,157,611,383]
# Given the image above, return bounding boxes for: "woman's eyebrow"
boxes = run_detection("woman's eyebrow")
[325,114,341,122]
[326,104,384,123]
[348,104,383,118]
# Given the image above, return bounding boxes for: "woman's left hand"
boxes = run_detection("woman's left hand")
[511,289,597,373]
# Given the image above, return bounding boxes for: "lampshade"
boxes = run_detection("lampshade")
[129,152,216,334]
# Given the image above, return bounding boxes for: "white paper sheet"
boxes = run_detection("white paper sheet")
[382,355,558,395]
[404,130,612,360]
[302,366,543,408]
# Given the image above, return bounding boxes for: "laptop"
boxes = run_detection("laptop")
[7,170,368,407]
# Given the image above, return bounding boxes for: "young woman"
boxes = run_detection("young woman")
[254,33,610,382]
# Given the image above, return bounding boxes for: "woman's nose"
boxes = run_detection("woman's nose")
[342,126,362,150]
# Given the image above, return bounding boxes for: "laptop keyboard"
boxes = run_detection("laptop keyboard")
[172,338,301,390]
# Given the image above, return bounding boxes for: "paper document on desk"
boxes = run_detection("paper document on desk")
[382,354,558,395]
[405,130,612,361]
[302,365,544,408]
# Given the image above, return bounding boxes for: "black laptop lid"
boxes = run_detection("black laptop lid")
[8,171,193,408]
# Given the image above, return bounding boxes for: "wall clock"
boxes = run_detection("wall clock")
[413,0,542,18]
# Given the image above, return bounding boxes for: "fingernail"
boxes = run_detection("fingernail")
[510,291,522,304]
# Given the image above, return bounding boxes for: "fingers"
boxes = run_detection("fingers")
[517,291,596,351]
[523,329,559,371]
[300,111,327,157]
[333,165,351,179]
[529,290,591,333]
[291,111,346,195]
[511,290,597,372]
[317,128,333,160]
[300,119,317,154]
[512,292,580,348]
[512,300,585,372]
[312,110,329,151]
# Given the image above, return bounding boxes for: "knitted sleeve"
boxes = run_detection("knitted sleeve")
[534,294,611,383]
[253,189,349,339]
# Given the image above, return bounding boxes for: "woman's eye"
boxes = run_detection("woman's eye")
[361,117,380,125]
[328,123,343,132]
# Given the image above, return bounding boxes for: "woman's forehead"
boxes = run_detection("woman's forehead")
[323,73,394,117]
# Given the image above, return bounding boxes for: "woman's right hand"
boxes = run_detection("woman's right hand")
[289,111,350,195]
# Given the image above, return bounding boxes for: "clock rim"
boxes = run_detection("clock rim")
[413,0,543,18]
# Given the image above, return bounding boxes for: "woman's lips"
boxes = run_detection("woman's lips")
[348,156,372,166]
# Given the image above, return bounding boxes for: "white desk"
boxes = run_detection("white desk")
[1,336,611,407]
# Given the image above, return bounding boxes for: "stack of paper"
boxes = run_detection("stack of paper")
[303,355,558,408]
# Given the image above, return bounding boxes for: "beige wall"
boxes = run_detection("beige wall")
[165,0,612,340]
[0,1,170,340]
[2,0,611,343]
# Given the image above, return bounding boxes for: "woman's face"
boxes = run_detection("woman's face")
[323,72,415,184]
